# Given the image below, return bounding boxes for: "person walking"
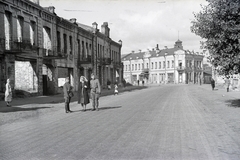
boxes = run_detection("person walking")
[63,77,73,113]
[114,82,118,95]
[5,78,12,107]
[210,77,215,91]
[90,73,101,111]
[225,76,231,92]
[107,79,111,90]
[78,76,90,111]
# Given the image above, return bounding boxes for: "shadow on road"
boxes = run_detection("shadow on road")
[225,99,240,108]
[0,106,53,113]
[72,106,122,113]
[99,106,122,110]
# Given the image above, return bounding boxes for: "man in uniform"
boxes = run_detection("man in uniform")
[63,77,72,113]
[90,73,101,111]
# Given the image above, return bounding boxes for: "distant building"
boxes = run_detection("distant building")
[122,40,204,85]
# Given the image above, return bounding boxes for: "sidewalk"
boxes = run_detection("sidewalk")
[0,85,147,108]
[195,83,240,99]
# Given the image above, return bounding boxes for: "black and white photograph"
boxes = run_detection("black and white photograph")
[1,0,240,159]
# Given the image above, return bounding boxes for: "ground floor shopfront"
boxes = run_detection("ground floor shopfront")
[124,70,203,85]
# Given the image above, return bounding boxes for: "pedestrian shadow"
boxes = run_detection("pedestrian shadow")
[0,106,52,113]
[99,106,122,110]
[71,106,122,112]
[225,99,240,108]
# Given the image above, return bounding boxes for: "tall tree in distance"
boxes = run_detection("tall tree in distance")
[191,0,240,76]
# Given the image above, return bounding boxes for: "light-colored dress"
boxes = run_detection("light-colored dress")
[5,83,12,102]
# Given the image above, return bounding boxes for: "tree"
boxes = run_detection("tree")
[191,0,240,76]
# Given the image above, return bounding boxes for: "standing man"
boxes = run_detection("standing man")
[90,73,101,111]
[63,77,73,113]
[210,77,215,91]
[225,76,231,92]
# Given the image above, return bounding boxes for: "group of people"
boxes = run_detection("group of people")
[63,73,101,113]
[210,76,231,92]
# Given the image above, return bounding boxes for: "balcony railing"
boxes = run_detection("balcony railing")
[0,38,39,53]
[80,55,92,64]
[43,49,54,56]
[102,57,111,65]
[177,66,185,71]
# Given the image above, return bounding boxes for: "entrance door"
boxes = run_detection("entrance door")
[42,75,48,95]
[179,73,182,83]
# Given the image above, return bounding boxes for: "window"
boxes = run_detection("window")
[64,34,67,54]
[69,36,72,55]
[129,64,130,71]
[167,61,170,68]
[147,63,149,69]
[86,42,88,57]
[17,16,24,42]
[138,64,140,70]
[159,62,161,69]
[132,64,134,71]
[43,26,51,51]
[152,62,154,69]
[155,62,157,69]
[163,61,165,69]
[172,60,174,68]
[142,63,144,69]
[82,41,85,58]
[57,31,61,53]
[135,64,137,70]
[30,21,36,45]
[77,39,80,57]
[4,11,12,50]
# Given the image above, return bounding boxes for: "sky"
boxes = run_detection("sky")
[40,0,208,54]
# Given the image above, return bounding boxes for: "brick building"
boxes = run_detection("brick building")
[0,0,122,96]
[122,40,203,85]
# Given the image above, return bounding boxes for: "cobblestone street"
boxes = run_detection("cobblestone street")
[1,84,240,160]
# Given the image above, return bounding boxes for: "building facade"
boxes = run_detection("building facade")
[122,40,204,85]
[0,0,122,96]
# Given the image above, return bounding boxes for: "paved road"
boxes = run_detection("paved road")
[1,84,240,160]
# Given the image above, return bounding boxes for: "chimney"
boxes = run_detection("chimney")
[164,46,168,49]
[156,44,159,50]
[118,40,122,45]
[48,6,55,14]
[70,18,77,24]
[92,22,98,33]
[131,50,135,54]
[139,49,141,53]
[101,22,110,37]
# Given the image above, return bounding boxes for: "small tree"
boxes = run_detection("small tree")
[191,0,240,76]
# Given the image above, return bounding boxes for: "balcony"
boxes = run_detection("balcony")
[80,55,92,64]
[142,68,149,72]
[113,61,122,67]
[1,38,38,53]
[43,49,53,56]
[42,48,67,60]
[102,57,111,65]
[177,66,185,72]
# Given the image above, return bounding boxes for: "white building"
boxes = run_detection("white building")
[122,40,204,85]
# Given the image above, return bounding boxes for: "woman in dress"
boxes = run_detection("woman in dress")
[78,76,90,111]
[5,78,12,107]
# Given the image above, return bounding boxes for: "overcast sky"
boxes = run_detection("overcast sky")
[40,0,207,54]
